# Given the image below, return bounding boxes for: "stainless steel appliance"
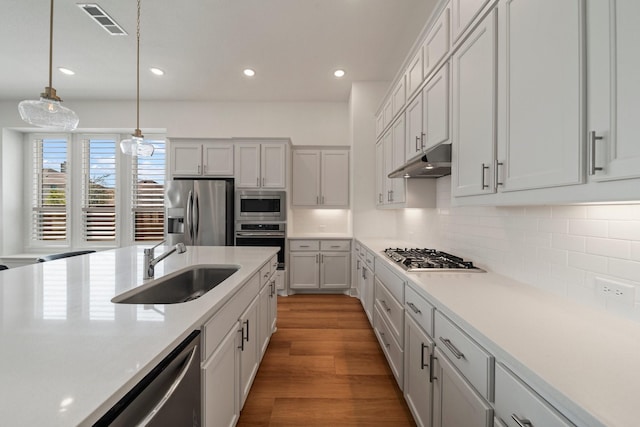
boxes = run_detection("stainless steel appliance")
[165,178,234,246]
[384,248,484,272]
[95,331,201,426]
[235,222,286,269]
[235,190,286,222]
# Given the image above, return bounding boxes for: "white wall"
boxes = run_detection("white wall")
[0,129,24,255]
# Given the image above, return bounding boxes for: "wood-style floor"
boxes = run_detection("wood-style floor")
[237,294,416,426]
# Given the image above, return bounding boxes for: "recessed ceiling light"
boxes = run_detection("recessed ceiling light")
[150,67,164,76]
[243,68,256,77]
[333,69,346,78]
[58,67,75,75]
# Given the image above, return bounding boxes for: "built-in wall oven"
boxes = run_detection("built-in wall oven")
[235,222,286,269]
[235,190,286,222]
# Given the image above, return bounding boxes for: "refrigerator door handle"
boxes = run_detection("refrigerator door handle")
[186,190,194,242]
[193,191,200,243]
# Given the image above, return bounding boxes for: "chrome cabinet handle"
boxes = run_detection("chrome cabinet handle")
[357,259,361,270]
[245,320,250,343]
[429,354,437,383]
[495,160,503,186]
[511,414,533,427]
[415,135,420,152]
[300,245,310,248]
[238,326,245,351]
[439,337,465,360]
[256,177,260,187]
[589,131,604,175]
[481,163,490,189]
[420,343,429,370]
[421,132,426,150]
[262,177,265,187]
[407,302,421,314]
[389,190,394,202]
[362,268,367,280]
[380,300,391,312]
[380,332,390,348]
[197,164,201,174]
[203,164,207,174]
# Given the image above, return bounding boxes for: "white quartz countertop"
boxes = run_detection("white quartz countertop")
[356,237,640,427]
[287,233,353,239]
[0,245,278,427]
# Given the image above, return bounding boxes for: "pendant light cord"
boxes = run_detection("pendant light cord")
[136,0,141,133]
[48,0,54,90]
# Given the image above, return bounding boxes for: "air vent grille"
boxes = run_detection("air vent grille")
[77,3,127,36]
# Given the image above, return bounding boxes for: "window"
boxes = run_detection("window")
[132,139,166,241]
[32,137,69,242]
[82,137,117,241]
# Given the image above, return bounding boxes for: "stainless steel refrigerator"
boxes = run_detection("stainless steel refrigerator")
[165,178,234,246]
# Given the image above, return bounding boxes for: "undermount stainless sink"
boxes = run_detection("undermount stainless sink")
[112,265,239,304]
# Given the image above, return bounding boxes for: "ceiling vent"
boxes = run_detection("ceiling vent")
[77,3,127,35]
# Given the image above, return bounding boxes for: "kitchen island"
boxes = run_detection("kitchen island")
[0,245,278,426]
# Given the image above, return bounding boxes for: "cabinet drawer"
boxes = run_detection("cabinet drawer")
[289,240,319,251]
[495,363,575,427]
[320,240,351,251]
[259,262,271,287]
[364,250,375,268]
[203,273,259,360]
[405,283,435,337]
[270,255,278,272]
[374,260,404,304]
[434,311,494,401]
[374,305,404,389]
[375,277,404,346]
[354,242,362,256]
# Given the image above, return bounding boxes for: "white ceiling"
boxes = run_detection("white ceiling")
[1,0,437,103]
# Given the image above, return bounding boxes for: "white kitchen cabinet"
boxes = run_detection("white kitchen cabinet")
[432,347,494,427]
[235,142,286,189]
[291,149,349,207]
[404,314,435,427]
[377,120,406,206]
[495,363,575,427]
[422,64,450,152]
[451,0,492,43]
[202,323,240,427]
[588,0,640,183]
[374,304,405,389]
[289,239,351,291]
[452,8,497,197]
[170,140,234,177]
[405,94,424,161]
[258,258,278,360]
[423,3,450,78]
[376,110,385,139]
[239,295,259,407]
[406,48,424,99]
[383,98,393,130]
[392,76,407,119]
[496,0,583,192]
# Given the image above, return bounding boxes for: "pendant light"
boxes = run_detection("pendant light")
[18,0,79,131]
[120,0,154,157]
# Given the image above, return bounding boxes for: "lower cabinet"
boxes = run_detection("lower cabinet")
[258,274,278,358]
[356,255,374,325]
[239,296,259,408]
[432,347,494,427]
[404,314,434,427]
[289,240,351,291]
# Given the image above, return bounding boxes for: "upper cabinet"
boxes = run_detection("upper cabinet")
[423,3,451,79]
[406,48,424,100]
[451,0,493,43]
[587,0,640,183]
[291,148,349,207]
[235,142,287,189]
[170,139,234,178]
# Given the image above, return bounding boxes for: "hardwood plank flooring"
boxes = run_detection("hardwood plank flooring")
[236,294,416,426]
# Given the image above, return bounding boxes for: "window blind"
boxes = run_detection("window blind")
[132,139,165,241]
[82,138,117,241]
[32,138,68,241]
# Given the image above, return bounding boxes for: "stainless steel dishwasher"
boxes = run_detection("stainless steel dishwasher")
[94,330,201,427]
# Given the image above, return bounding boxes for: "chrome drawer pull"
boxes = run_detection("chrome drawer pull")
[511,414,533,427]
[407,302,421,314]
[589,131,604,176]
[429,354,437,383]
[439,337,465,360]
[420,343,429,370]
[380,300,391,312]
[380,332,390,348]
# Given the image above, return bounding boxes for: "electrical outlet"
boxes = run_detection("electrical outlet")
[595,277,635,309]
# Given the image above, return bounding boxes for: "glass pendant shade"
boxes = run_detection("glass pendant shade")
[18,95,79,131]
[120,133,155,157]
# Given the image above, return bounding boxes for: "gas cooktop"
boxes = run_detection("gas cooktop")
[384,248,484,272]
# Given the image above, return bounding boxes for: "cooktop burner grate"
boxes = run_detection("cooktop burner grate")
[383,248,484,272]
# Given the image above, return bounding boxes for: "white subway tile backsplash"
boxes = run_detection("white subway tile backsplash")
[609,221,640,241]
[538,218,568,234]
[551,205,588,219]
[537,247,568,265]
[632,242,640,262]
[567,252,608,274]
[587,204,640,220]
[568,219,608,238]
[586,237,631,259]
[525,206,552,218]
[552,234,586,252]
[524,231,552,248]
[608,259,640,283]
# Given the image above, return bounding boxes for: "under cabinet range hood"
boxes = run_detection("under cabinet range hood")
[388,142,452,178]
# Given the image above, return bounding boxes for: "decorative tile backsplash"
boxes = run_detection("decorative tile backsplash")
[397,176,640,321]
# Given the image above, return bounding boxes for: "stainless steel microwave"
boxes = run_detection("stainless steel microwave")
[235,190,286,221]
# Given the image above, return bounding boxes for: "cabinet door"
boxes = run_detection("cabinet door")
[321,150,349,207]
[432,348,493,427]
[451,0,491,42]
[203,143,234,176]
[320,252,350,289]
[405,95,424,161]
[588,0,640,182]
[363,264,374,324]
[269,277,278,333]
[392,77,406,118]
[171,143,202,176]
[404,315,434,427]
[383,99,393,129]
[289,252,320,289]
[292,150,320,206]
[390,115,406,204]
[407,48,424,99]
[498,0,583,192]
[423,64,450,151]
[452,9,497,197]
[202,323,240,427]
[235,144,261,188]
[258,284,271,359]
[376,111,385,139]
[375,140,386,206]
[261,144,286,189]
[239,297,259,407]
[424,5,450,77]
[383,131,394,204]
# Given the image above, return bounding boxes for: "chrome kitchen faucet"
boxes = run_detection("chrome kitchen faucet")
[143,241,187,279]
